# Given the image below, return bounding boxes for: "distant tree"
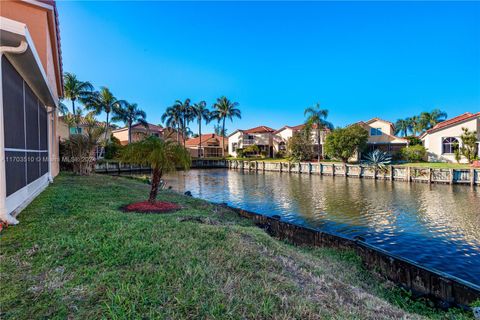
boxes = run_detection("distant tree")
[84,87,122,142]
[421,109,447,130]
[192,101,210,157]
[211,97,241,157]
[120,137,191,203]
[214,124,228,137]
[63,73,94,131]
[459,127,478,163]
[58,100,69,116]
[287,127,314,161]
[394,119,412,137]
[112,102,147,144]
[161,105,182,143]
[324,125,368,163]
[304,103,334,162]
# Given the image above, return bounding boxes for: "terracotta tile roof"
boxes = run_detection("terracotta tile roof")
[423,112,480,135]
[241,126,275,134]
[274,124,330,134]
[185,134,227,147]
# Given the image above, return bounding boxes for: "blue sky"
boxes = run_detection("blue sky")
[57,1,480,134]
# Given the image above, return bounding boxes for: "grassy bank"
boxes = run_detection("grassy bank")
[0,174,470,319]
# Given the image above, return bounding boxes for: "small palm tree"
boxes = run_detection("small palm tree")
[63,72,94,131]
[121,137,191,203]
[394,119,411,137]
[211,97,241,157]
[112,102,147,143]
[84,87,122,142]
[304,103,334,162]
[191,101,210,157]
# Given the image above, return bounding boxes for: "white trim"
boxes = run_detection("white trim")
[6,174,49,217]
[4,148,48,152]
[0,53,7,223]
[21,0,54,11]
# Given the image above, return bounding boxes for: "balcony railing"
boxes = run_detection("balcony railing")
[242,139,255,145]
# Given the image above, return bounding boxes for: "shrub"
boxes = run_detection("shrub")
[287,130,313,161]
[275,150,286,159]
[324,125,368,163]
[104,136,123,160]
[243,145,260,156]
[405,136,422,146]
[400,145,427,162]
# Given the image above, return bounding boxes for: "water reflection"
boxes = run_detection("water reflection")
[163,169,480,285]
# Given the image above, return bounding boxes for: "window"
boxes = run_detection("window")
[152,133,160,137]
[442,137,459,154]
[232,143,238,152]
[370,128,382,136]
[70,127,82,134]
[279,141,286,151]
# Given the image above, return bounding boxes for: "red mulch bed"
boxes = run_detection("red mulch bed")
[122,201,181,214]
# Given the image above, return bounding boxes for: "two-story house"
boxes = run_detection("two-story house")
[1,0,63,224]
[273,124,330,158]
[354,118,408,158]
[228,126,276,157]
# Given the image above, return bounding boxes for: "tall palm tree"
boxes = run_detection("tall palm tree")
[121,137,191,203]
[112,102,147,144]
[211,96,241,157]
[421,109,447,130]
[191,101,210,157]
[304,103,334,162]
[171,99,192,146]
[63,72,94,131]
[161,104,184,143]
[84,87,122,142]
[407,116,422,136]
[394,119,411,137]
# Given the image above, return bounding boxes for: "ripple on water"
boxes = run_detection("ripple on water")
[163,169,480,286]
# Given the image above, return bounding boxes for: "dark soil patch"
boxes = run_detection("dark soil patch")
[121,201,181,213]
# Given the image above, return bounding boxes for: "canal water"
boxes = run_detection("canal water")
[160,168,480,286]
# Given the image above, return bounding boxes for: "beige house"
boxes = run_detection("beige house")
[185,134,227,158]
[420,112,480,163]
[228,126,276,157]
[1,0,63,224]
[58,116,112,141]
[112,123,169,145]
[273,124,330,158]
[355,118,408,157]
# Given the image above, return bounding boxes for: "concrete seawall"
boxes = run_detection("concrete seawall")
[227,160,480,186]
[226,206,480,309]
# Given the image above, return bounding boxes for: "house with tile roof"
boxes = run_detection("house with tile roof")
[273,124,330,159]
[228,126,276,157]
[353,118,408,158]
[185,134,227,158]
[112,123,176,145]
[420,112,480,163]
[1,0,63,224]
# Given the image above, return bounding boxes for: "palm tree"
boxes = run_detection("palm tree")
[211,96,241,157]
[407,116,422,136]
[191,101,210,157]
[58,100,69,116]
[171,99,192,146]
[84,87,122,142]
[112,102,147,144]
[120,137,191,203]
[421,109,447,130]
[63,72,94,131]
[304,103,334,162]
[394,119,411,137]
[161,105,183,143]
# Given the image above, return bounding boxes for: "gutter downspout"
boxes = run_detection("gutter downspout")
[0,41,28,225]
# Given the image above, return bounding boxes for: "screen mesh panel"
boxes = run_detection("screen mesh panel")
[2,56,25,149]
[2,56,50,196]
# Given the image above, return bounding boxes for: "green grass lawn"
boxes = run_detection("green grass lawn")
[0,174,471,319]
[397,162,472,169]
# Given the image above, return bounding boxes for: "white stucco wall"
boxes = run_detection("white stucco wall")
[422,117,479,163]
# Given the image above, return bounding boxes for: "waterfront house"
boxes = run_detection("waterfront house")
[354,118,408,158]
[1,0,63,224]
[273,124,330,158]
[420,112,480,163]
[228,126,276,157]
[112,123,173,145]
[185,134,227,158]
[58,115,112,141]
